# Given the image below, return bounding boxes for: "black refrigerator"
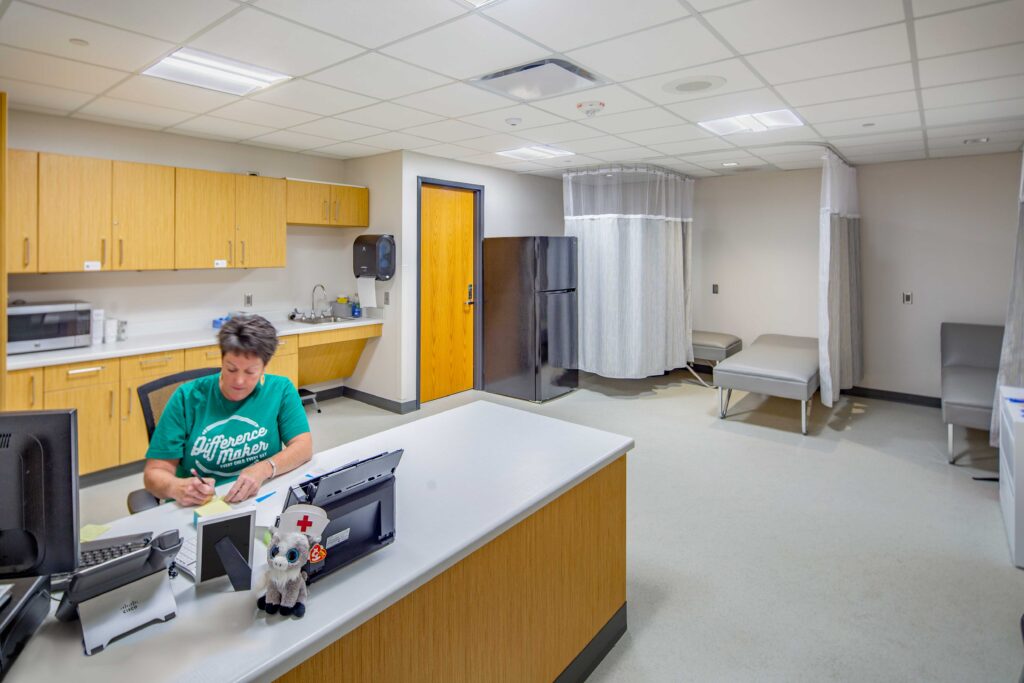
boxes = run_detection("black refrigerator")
[482,236,578,402]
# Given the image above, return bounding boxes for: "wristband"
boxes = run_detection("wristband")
[268,459,277,478]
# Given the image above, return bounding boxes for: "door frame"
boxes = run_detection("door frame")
[416,177,485,407]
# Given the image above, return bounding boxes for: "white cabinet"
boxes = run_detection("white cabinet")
[998,385,1024,567]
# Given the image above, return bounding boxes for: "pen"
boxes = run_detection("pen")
[255,490,277,503]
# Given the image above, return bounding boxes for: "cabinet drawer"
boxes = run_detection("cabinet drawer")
[121,350,185,381]
[184,344,221,370]
[276,335,298,356]
[298,324,382,348]
[44,359,119,391]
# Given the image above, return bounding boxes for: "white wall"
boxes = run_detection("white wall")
[692,152,1022,399]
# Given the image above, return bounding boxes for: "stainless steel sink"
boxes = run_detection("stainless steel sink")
[290,315,354,325]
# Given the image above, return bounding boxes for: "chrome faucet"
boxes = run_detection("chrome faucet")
[311,283,327,317]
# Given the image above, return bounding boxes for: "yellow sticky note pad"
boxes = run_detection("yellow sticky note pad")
[80,524,111,543]
[193,497,233,527]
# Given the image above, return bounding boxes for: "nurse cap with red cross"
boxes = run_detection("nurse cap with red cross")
[278,503,329,543]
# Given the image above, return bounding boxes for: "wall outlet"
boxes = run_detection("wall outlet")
[902,292,913,304]
[383,291,390,305]
[712,284,719,294]
[243,293,253,307]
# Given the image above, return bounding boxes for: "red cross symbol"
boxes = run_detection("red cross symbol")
[296,515,313,532]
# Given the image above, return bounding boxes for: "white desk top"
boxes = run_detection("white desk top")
[7,317,382,370]
[11,401,633,683]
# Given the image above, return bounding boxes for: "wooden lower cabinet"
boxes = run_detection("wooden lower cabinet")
[184,344,221,370]
[120,351,184,465]
[265,352,298,388]
[5,368,42,410]
[44,382,120,475]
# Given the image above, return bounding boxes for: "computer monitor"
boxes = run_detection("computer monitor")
[0,410,79,578]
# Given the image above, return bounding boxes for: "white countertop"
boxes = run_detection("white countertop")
[7,317,382,371]
[10,401,633,683]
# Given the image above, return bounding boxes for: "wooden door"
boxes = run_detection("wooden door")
[5,369,42,410]
[236,175,286,268]
[175,168,235,269]
[419,184,475,403]
[112,161,175,270]
[38,153,112,272]
[120,350,184,465]
[7,149,37,273]
[286,179,331,225]
[44,382,120,475]
[332,185,369,227]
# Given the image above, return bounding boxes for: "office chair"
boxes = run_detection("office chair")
[126,368,220,514]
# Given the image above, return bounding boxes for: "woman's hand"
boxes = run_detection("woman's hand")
[175,474,215,507]
[224,460,272,503]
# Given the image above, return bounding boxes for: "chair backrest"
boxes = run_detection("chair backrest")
[940,322,1005,369]
[137,368,219,440]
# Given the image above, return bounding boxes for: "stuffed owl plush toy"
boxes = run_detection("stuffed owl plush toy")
[257,504,328,619]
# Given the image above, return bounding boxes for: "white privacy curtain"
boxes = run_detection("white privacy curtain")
[991,154,1024,445]
[563,165,694,379]
[819,151,863,407]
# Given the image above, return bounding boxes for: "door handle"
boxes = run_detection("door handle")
[67,366,104,376]
[228,240,233,265]
[119,238,124,266]
[29,374,35,407]
[333,200,339,222]
[241,240,246,265]
[109,389,115,418]
[23,237,29,267]
[322,200,328,220]
[100,238,107,266]
[465,283,475,306]
[127,387,132,416]
[139,356,172,367]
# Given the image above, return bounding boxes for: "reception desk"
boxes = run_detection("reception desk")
[11,401,632,682]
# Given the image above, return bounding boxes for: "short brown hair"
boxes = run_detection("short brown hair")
[218,315,278,365]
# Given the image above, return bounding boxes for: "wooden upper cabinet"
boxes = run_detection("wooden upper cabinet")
[286,179,332,226]
[175,168,235,269]
[112,161,175,271]
[7,149,38,273]
[236,175,286,268]
[333,185,369,227]
[38,153,112,273]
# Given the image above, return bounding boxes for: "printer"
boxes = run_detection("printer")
[353,234,396,281]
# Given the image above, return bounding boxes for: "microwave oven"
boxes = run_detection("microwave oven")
[8,301,92,355]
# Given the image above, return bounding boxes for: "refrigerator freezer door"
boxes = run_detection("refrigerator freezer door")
[482,238,537,401]
[537,290,578,401]
[535,236,577,292]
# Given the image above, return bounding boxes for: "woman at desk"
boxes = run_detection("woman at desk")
[143,315,313,506]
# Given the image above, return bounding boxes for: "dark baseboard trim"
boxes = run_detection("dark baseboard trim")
[341,386,419,414]
[81,459,145,488]
[842,386,941,408]
[555,602,627,683]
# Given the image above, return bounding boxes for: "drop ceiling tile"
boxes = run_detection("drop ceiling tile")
[619,124,712,145]
[381,15,549,80]
[581,107,684,134]
[833,140,927,156]
[518,121,606,143]
[75,97,194,128]
[928,128,1024,147]
[212,100,320,128]
[772,158,826,170]
[775,63,916,107]
[648,158,710,175]
[252,80,377,116]
[394,83,515,118]
[915,0,1024,59]
[684,150,764,168]
[498,160,550,172]
[461,152,523,167]
[918,43,1024,88]
[483,0,688,52]
[0,2,174,71]
[309,141,388,159]
[0,45,126,94]
[246,130,337,150]
[309,53,451,100]
[532,85,651,120]
[724,125,822,146]
[459,134,537,152]
[827,129,925,146]
[925,120,1024,139]
[415,143,481,159]
[924,97,1024,127]
[588,147,662,162]
[460,105,567,132]
[624,59,764,106]
[0,77,94,113]
[921,74,1024,109]
[337,102,443,130]
[665,88,786,122]
[534,154,603,169]
[190,8,362,77]
[677,167,720,177]
[170,116,275,140]
[562,136,642,153]
[255,0,465,48]
[751,145,828,161]
[648,137,734,155]
[689,0,746,10]
[797,91,919,124]
[911,0,992,17]
[566,19,732,82]
[289,118,386,141]
[107,76,238,114]
[928,141,1023,157]
[356,132,438,150]
[29,0,238,42]
[746,24,910,85]
[844,150,928,164]
[814,111,922,137]
[403,120,495,142]
[703,0,903,55]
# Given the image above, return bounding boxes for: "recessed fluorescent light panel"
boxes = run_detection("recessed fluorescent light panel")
[496,146,574,161]
[143,48,290,96]
[475,59,600,100]
[698,109,803,136]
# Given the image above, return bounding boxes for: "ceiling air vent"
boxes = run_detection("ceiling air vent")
[474,59,601,100]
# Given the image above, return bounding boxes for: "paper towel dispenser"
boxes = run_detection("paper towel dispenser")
[353,234,396,281]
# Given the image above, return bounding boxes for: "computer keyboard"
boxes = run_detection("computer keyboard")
[51,532,153,592]
[174,535,198,579]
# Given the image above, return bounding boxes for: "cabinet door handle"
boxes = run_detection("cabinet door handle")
[119,238,124,266]
[127,387,132,415]
[67,366,104,376]
[333,200,339,222]
[242,240,246,265]
[204,350,219,360]
[228,241,233,265]
[139,356,172,367]
[109,389,115,418]
[23,237,29,267]
[322,200,328,220]
[29,374,36,407]
[100,238,107,266]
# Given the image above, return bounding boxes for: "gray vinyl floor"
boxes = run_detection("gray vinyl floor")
[81,369,1024,682]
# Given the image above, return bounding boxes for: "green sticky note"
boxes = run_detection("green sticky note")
[80,524,111,543]
[193,497,233,527]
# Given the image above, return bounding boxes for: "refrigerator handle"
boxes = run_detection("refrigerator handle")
[465,283,475,306]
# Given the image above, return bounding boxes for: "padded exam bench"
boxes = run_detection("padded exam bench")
[713,334,820,435]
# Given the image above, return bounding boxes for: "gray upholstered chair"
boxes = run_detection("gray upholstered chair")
[940,322,1004,464]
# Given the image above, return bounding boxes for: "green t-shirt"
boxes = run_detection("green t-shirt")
[146,374,309,486]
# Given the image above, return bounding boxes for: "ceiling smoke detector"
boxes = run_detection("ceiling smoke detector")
[576,101,605,118]
[505,117,523,127]
[474,58,601,100]
[663,75,726,95]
